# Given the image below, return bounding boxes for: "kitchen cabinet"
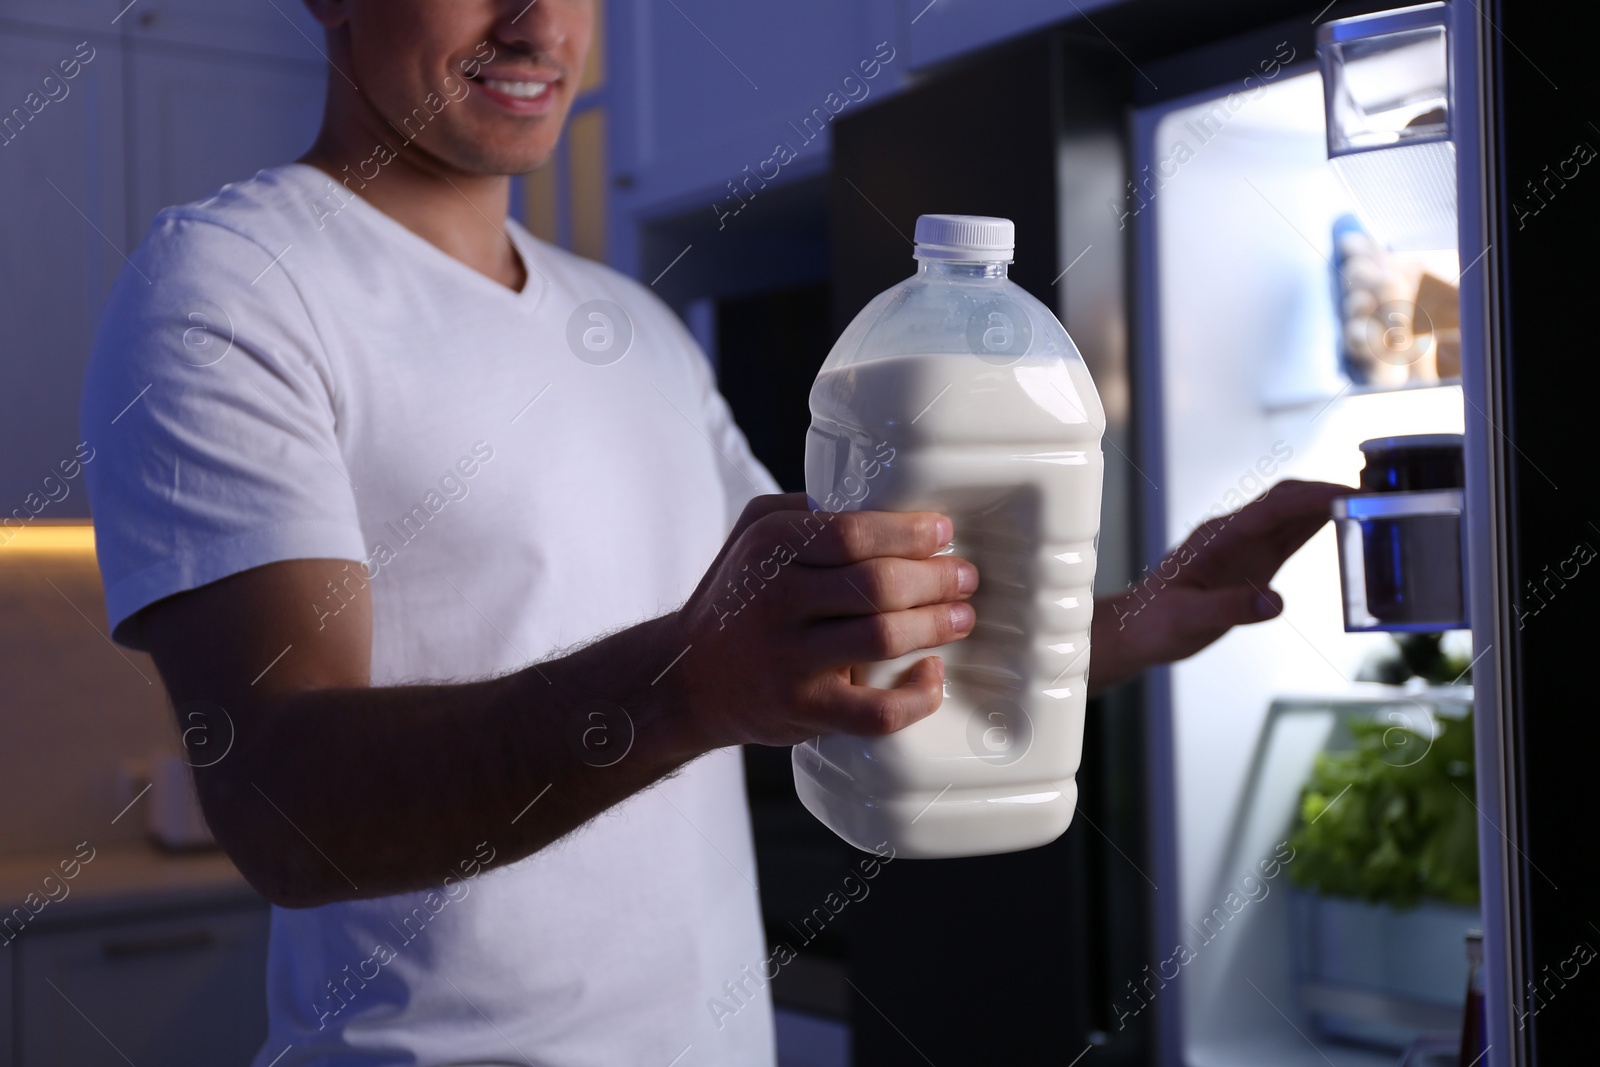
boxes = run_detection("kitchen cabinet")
[605,0,899,273]
[123,38,324,239]
[0,2,324,515]
[0,22,126,519]
[0,844,269,1067]
[0,1,128,36]
[610,0,896,204]
[118,0,326,63]
[602,0,1151,277]
[0,945,13,1067]
[14,904,270,1066]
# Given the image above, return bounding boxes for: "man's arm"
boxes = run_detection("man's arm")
[143,494,976,908]
[1086,479,1348,693]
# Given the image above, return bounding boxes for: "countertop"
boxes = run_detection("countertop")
[0,840,262,932]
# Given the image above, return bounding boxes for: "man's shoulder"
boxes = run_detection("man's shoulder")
[145,164,346,261]
[90,167,339,397]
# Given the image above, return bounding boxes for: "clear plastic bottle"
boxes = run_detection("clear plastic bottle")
[793,215,1105,858]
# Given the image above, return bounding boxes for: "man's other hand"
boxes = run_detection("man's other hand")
[1089,479,1350,692]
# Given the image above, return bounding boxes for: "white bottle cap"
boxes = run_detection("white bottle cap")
[913,214,1015,262]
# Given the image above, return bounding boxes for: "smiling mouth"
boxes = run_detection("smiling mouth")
[479,78,550,100]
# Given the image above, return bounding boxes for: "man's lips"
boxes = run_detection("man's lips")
[480,77,552,100]
[469,69,562,112]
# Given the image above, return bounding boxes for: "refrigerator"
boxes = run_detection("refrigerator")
[828,1,1597,1064]
[1137,8,1482,1063]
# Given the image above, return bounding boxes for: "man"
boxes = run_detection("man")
[80,2,1342,1064]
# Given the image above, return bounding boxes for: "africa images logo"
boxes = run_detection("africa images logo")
[566,300,634,366]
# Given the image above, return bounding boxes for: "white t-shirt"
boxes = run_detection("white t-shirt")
[80,164,779,1066]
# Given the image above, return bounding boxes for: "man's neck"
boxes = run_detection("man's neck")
[300,132,527,293]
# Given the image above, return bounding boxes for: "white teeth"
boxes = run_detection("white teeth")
[482,78,549,99]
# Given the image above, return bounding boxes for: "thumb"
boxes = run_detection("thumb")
[1245,584,1284,623]
[1210,584,1284,627]
[833,656,945,735]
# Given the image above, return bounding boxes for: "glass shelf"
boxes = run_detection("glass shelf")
[1239,688,1476,1055]
[1263,374,1463,416]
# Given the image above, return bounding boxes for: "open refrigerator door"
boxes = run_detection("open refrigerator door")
[1134,6,1485,1064]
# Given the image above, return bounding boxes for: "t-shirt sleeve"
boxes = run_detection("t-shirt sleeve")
[80,215,366,649]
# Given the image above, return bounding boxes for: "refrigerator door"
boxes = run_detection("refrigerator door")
[1320,2,1451,157]
[1319,3,1455,251]
[1458,2,1600,1064]
[1131,14,1489,1067]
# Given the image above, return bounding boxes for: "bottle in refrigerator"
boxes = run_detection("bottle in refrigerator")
[793,214,1105,858]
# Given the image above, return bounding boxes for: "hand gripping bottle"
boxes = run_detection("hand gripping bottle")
[793,214,1105,858]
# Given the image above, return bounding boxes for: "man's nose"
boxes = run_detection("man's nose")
[490,1,572,66]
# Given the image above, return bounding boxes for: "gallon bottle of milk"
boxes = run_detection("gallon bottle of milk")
[793,214,1105,859]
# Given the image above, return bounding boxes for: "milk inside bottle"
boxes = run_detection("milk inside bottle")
[793,214,1105,859]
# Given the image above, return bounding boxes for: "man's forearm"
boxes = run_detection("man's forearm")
[215,585,1177,906]
[202,613,708,908]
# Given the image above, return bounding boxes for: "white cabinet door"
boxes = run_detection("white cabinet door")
[122,0,329,63]
[15,905,270,1067]
[0,24,125,519]
[125,41,325,240]
[612,0,897,209]
[0,1,130,36]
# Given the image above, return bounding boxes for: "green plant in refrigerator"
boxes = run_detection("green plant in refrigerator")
[1288,701,1479,909]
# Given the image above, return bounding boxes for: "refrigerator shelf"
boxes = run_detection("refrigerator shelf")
[1260,374,1463,416]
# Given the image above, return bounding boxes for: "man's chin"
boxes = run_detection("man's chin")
[436,146,557,179]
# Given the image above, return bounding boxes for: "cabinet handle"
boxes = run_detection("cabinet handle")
[102,929,215,958]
